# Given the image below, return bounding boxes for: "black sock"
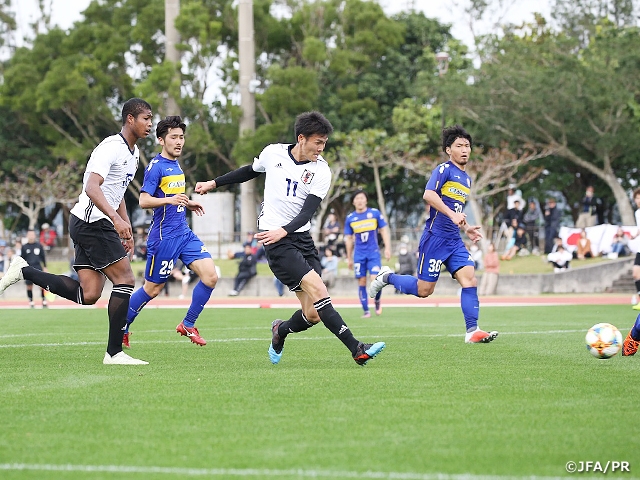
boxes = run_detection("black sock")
[635,280,640,296]
[314,297,359,355]
[278,309,314,338]
[107,284,134,356]
[27,290,33,302]
[23,267,84,304]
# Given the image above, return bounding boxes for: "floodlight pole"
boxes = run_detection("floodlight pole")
[238,0,257,235]
[436,52,450,131]
[165,0,181,116]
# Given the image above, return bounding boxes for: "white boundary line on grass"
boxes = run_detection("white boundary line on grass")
[0,330,587,348]
[0,463,602,479]
[1,300,610,309]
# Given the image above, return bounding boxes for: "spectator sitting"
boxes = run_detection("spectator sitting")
[321,247,339,289]
[501,224,529,260]
[504,200,524,227]
[575,229,593,259]
[39,223,57,250]
[548,245,572,272]
[322,212,340,248]
[501,218,519,253]
[607,227,630,258]
[229,244,257,296]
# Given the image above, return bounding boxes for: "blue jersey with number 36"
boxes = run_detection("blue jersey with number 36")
[424,161,471,238]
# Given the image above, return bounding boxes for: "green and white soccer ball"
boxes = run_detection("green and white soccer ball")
[585,323,623,359]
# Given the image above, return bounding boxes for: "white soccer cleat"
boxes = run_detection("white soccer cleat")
[0,255,28,294]
[465,328,499,344]
[103,351,149,365]
[368,266,392,298]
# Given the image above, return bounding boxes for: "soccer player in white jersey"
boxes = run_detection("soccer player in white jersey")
[622,188,640,355]
[0,98,152,365]
[195,111,386,365]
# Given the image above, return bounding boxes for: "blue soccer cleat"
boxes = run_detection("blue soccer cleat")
[353,341,386,365]
[269,319,285,364]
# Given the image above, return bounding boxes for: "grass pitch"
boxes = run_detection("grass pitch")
[0,304,638,479]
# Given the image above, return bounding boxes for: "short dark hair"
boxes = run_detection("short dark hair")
[352,189,368,202]
[294,111,333,139]
[634,188,640,198]
[442,124,472,153]
[121,98,152,125]
[156,115,186,139]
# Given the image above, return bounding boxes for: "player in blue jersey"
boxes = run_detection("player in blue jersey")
[123,116,218,347]
[344,190,391,317]
[369,125,498,344]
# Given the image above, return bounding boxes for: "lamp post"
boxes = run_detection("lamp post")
[435,51,450,131]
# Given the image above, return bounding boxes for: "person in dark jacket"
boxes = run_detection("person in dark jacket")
[544,198,561,254]
[229,244,257,296]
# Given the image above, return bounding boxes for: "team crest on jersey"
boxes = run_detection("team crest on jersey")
[301,169,314,184]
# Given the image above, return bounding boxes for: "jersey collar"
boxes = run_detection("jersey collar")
[119,132,137,155]
[288,144,311,166]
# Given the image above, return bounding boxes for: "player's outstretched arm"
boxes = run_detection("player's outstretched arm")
[196,165,262,195]
[194,180,216,194]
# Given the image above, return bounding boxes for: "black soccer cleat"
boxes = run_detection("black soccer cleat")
[353,341,386,366]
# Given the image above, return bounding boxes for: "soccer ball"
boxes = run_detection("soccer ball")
[585,323,623,359]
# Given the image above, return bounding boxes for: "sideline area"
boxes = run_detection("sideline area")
[0,293,632,309]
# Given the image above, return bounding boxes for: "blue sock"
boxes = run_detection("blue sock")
[183,281,214,328]
[126,287,154,332]
[358,285,369,313]
[387,273,418,296]
[631,314,640,340]
[461,286,479,331]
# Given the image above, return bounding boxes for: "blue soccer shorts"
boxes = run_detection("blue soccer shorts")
[353,251,382,279]
[416,231,474,282]
[145,230,211,283]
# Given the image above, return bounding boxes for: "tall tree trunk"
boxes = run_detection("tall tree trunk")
[372,161,387,220]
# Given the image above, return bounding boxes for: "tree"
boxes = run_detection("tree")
[454,19,640,225]
[0,163,82,230]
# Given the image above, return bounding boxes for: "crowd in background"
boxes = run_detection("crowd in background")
[2,184,639,298]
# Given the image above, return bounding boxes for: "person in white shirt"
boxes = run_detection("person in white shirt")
[0,98,152,365]
[547,245,572,272]
[195,111,385,366]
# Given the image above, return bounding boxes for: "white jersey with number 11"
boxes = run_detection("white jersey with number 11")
[252,143,331,233]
